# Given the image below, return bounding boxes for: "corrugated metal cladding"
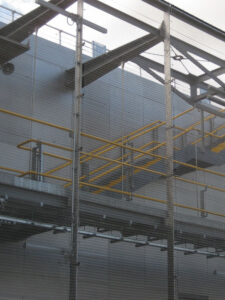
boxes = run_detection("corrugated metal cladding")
[0,20,225,300]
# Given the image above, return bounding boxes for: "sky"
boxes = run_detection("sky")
[0,0,224,57]
[169,0,225,30]
[1,0,225,30]
[0,0,224,96]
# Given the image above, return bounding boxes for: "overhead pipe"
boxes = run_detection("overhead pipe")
[0,215,224,258]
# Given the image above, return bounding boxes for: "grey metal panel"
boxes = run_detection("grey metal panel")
[1,172,225,251]
[0,22,225,300]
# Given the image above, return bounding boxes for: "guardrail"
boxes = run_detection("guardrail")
[0,4,98,57]
[0,4,151,77]
[1,107,225,216]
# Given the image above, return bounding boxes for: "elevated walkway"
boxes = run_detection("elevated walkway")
[93,143,225,195]
[1,171,225,257]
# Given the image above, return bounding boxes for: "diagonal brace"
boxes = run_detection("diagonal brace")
[65,32,163,88]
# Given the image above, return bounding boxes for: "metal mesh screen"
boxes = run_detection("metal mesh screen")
[0,1,225,299]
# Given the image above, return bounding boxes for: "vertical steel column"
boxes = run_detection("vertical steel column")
[200,109,205,151]
[123,142,134,201]
[31,142,43,182]
[69,1,83,299]
[164,11,175,300]
[209,118,214,146]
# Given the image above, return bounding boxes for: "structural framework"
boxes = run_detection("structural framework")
[0,0,225,299]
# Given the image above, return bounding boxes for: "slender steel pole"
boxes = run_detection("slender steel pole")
[164,11,175,300]
[200,109,205,151]
[69,0,83,299]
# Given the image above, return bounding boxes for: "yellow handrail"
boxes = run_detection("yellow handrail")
[193,123,225,145]
[80,107,193,165]
[80,120,162,163]
[84,141,160,183]
[191,109,225,145]
[80,181,225,219]
[174,126,221,139]
[18,170,71,183]
[0,108,71,132]
[0,106,192,181]
[44,161,72,175]
[18,139,72,162]
[0,166,25,174]
[79,151,225,195]
[1,165,225,219]
[15,130,225,195]
[80,108,193,185]
[2,106,225,198]
[82,131,225,179]
[17,139,73,152]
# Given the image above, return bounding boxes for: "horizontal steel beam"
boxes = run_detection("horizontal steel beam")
[192,90,217,103]
[0,0,77,42]
[142,0,225,43]
[136,61,225,118]
[36,0,107,33]
[0,0,77,64]
[0,214,224,258]
[199,85,225,99]
[2,172,225,249]
[84,0,225,68]
[197,67,225,84]
[64,0,225,119]
[195,103,225,118]
[191,89,225,107]
[171,38,225,70]
[0,35,29,65]
[132,55,191,84]
[82,0,225,118]
[84,0,159,35]
[208,96,225,107]
[133,55,225,103]
[174,45,225,89]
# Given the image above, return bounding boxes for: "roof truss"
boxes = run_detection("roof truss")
[67,0,225,117]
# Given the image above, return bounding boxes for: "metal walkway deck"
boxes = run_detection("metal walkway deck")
[0,171,225,256]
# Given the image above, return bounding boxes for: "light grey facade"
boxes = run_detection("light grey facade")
[0,22,225,300]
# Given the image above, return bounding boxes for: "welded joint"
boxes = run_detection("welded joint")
[184,250,197,255]
[83,233,96,239]
[164,78,174,85]
[135,242,148,248]
[159,20,166,38]
[166,174,174,179]
[160,246,168,251]
[110,238,123,244]
[53,227,68,234]
[165,125,175,130]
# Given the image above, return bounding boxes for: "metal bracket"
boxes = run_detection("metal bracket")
[36,0,107,33]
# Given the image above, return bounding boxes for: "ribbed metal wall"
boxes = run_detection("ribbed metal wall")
[0,10,225,299]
